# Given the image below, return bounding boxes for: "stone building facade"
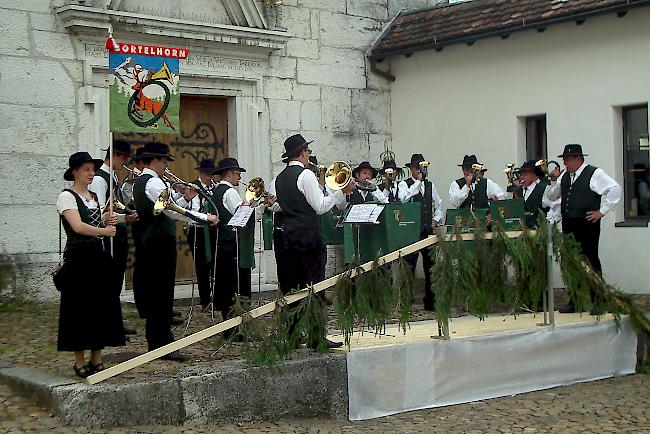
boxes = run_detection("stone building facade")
[0,0,442,299]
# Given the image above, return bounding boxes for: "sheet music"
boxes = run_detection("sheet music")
[344,204,384,224]
[227,205,255,227]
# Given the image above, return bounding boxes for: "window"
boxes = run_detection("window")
[525,115,547,161]
[623,104,650,220]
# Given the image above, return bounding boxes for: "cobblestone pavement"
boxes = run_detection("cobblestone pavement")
[1,374,648,433]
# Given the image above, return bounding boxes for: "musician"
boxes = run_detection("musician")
[398,153,444,311]
[180,159,219,310]
[518,160,549,228]
[133,142,217,361]
[213,158,260,326]
[379,160,399,202]
[275,134,352,348]
[89,139,138,336]
[121,147,146,206]
[545,144,621,314]
[348,161,388,205]
[449,155,506,209]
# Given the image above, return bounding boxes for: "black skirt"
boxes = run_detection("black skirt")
[57,241,126,352]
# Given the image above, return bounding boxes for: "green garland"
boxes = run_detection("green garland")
[334,256,414,346]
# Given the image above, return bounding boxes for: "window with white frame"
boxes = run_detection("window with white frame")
[623,104,650,220]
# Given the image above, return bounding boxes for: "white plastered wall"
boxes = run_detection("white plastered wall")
[389,8,650,293]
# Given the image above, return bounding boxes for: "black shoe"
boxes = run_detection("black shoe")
[161,350,189,362]
[559,304,575,314]
[325,338,343,349]
[123,326,137,335]
[171,317,183,326]
[173,309,182,317]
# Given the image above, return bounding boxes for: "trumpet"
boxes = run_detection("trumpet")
[471,163,484,184]
[163,168,198,191]
[502,163,516,188]
[535,159,563,180]
[243,177,268,203]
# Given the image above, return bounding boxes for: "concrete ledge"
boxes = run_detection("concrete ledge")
[0,352,348,428]
[0,366,75,410]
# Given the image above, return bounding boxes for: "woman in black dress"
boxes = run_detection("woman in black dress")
[56,152,126,378]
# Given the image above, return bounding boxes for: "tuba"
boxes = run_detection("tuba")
[243,177,268,203]
[324,161,376,192]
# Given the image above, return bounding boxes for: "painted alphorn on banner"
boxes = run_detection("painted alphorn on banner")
[87,231,527,384]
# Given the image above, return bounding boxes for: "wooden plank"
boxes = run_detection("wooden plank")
[88,230,526,384]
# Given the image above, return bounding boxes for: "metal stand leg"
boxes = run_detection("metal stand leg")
[183,225,199,335]
[546,220,555,328]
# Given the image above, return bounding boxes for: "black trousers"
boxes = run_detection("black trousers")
[103,224,129,295]
[214,239,252,319]
[563,217,602,304]
[137,233,176,351]
[131,222,148,319]
[186,226,218,308]
[273,228,291,294]
[283,235,327,293]
[406,231,434,309]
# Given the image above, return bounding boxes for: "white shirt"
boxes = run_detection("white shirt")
[88,163,116,208]
[448,177,507,208]
[382,182,399,201]
[57,190,99,214]
[270,161,347,215]
[397,177,444,223]
[523,179,541,202]
[177,178,215,212]
[358,187,389,204]
[545,162,622,215]
[141,168,210,223]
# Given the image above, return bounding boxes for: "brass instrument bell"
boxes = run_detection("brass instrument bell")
[244,177,268,202]
[418,160,430,176]
[154,188,191,216]
[535,159,563,180]
[325,161,353,191]
[502,163,516,187]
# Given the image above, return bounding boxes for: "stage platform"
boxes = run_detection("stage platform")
[328,313,638,421]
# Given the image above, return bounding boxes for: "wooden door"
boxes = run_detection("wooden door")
[115,95,228,285]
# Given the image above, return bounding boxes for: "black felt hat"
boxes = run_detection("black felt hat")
[282,134,313,159]
[557,144,588,158]
[63,152,103,181]
[216,157,246,174]
[130,147,145,163]
[103,140,132,157]
[405,153,426,168]
[519,160,544,178]
[139,142,175,161]
[380,159,398,173]
[195,159,218,175]
[309,155,319,166]
[352,161,378,179]
[458,154,481,168]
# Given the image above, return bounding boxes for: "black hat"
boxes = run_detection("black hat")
[130,147,145,163]
[216,157,246,174]
[352,161,378,179]
[519,160,544,178]
[139,142,175,161]
[63,152,103,181]
[282,134,313,159]
[459,154,480,168]
[195,159,218,175]
[380,159,398,173]
[103,140,132,157]
[557,144,588,158]
[309,155,319,166]
[405,153,426,168]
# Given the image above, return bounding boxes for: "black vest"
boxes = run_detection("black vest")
[191,179,217,214]
[275,165,320,242]
[560,165,601,219]
[456,177,488,209]
[60,189,103,250]
[405,177,433,235]
[213,183,236,242]
[380,182,398,203]
[133,173,175,242]
[348,188,375,205]
[523,179,548,228]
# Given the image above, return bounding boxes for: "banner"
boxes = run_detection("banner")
[108,41,188,134]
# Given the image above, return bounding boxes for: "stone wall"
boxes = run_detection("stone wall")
[0,0,437,299]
